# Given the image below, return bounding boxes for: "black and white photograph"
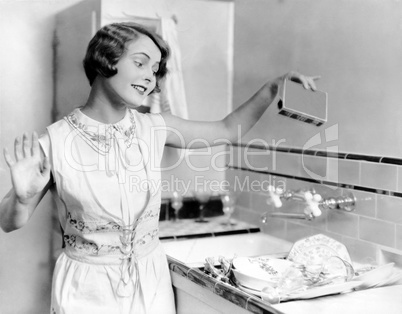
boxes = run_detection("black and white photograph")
[1,0,402,313]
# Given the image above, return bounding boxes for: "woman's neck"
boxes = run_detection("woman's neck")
[82,82,127,124]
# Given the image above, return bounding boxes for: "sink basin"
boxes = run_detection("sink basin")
[161,232,292,267]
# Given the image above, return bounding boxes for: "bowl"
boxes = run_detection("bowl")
[232,257,294,290]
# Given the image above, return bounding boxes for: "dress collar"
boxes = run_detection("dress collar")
[65,107,137,153]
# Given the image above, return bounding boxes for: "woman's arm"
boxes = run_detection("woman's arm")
[0,132,52,232]
[162,71,320,148]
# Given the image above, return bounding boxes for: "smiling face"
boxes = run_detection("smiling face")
[101,34,162,107]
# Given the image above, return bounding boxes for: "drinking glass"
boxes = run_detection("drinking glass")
[220,192,236,226]
[171,191,183,221]
[193,189,210,223]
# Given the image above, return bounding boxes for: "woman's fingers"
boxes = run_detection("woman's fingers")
[3,147,14,168]
[7,132,39,165]
[14,136,23,161]
[287,72,321,91]
[306,77,317,91]
[23,133,31,158]
[311,75,321,81]
[31,132,39,157]
[307,75,321,91]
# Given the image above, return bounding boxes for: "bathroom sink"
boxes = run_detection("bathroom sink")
[161,232,292,267]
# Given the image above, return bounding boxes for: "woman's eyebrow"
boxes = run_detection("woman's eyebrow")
[130,52,150,59]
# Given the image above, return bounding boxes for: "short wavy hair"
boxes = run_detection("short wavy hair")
[83,22,170,93]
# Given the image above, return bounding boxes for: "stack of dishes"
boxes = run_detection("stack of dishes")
[231,234,365,301]
[232,256,294,291]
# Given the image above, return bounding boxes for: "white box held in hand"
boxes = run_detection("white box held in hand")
[278,78,328,126]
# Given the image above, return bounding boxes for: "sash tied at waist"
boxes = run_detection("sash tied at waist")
[63,228,160,298]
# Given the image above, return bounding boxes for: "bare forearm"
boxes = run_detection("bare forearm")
[223,77,281,142]
[163,72,319,148]
[0,190,36,232]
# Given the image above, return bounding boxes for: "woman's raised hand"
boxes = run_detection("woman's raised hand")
[3,132,50,203]
[283,71,321,91]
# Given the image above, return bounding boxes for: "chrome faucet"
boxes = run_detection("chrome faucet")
[262,185,356,223]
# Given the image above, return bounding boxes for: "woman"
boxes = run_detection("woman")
[0,22,319,313]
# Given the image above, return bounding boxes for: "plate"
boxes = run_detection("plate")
[372,270,402,288]
[232,257,294,290]
[237,283,263,297]
[287,234,351,265]
[352,263,395,290]
[236,281,363,302]
[281,280,363,301]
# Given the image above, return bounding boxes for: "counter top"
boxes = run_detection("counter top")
[159,216,259,239]
[273,284,402,314]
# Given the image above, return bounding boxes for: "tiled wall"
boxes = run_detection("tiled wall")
[227,143,402,265]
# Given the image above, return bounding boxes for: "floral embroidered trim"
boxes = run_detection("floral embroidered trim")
[66,113,111,151]
[64,234,120,255]
[64,229,159,256]
[136,228,159,245]
[136,209,159,224]
[65,109,136,152]
[67,212,123,234]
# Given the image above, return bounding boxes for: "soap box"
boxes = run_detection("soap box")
[278,78,328,126]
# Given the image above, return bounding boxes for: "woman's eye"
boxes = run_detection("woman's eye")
[134,61,143,67]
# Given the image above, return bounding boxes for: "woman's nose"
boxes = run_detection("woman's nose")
[143,67,154,82]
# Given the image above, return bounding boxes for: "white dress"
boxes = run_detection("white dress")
[39,108,175,314]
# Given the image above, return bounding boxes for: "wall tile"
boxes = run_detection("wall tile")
[327,211,359,238]
[228,148,402,259]
[341,236,377,265]
[260,217,287,240]
[396,224,402,251]
[225,168,241,188]
[360,162,397,191]
[327,159,360,186]
[397,166,402,193]
[236,190,252,209]
[232,205,261,227]
[233,170,261,194]
[228,146,245,168]
[310,228,343,243]
[326,157,339,184]
[311,182,343,198]
[296,207,328,230]
[285,221,314,243]
[352,190,376,218]
[274,152,303,177]
[300,155,327,181]
[247,147,275,172]
[250,192,270,214]
[376,195,402,224]
[229,146,266,169]
[359,217,395,247]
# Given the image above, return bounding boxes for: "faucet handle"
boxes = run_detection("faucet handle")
[303,191,322,217]
[267,185,283,208]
